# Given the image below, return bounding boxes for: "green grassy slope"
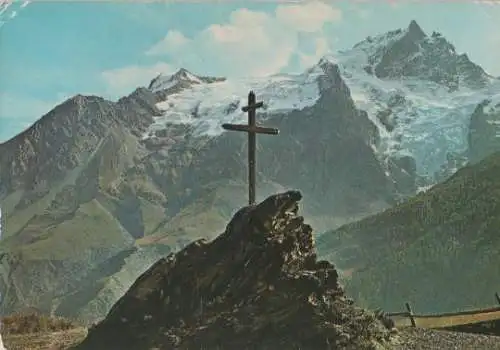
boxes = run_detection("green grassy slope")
[316,151,500,314]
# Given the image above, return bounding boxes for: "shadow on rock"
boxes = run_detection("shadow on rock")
[73,191,392,350]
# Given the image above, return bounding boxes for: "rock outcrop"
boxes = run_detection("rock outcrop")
[468,96,500,164]
[74,191,391,350]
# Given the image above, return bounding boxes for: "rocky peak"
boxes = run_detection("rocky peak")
[0,93,129,193]
[407,19,426,41]
[316,58,345,90]
[350,20,490,90]
[148,68,226,96]
[172,67,200,81]
[75,191,391,349]
[148,68,202,92]
[468,94,500,164]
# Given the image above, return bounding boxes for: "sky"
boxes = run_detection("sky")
[1,0,500,142]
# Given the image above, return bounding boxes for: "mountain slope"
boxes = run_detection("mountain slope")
[0,91,169,316]
[316,150,500,314]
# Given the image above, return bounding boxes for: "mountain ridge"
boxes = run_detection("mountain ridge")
[316,149,500,314]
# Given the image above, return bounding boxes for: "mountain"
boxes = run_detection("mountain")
[1,20,500,322]
[316,150,500,314]
[74,191,393,350]
[334,20,498,185]
[0,91,159,319]
[356,20,491,91]
[0,61,397,320]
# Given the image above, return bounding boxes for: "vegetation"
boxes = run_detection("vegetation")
[317,151,500,314]
[1,311,79,335]
[0,311,87,350]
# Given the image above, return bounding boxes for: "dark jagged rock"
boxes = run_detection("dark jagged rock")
[74,191,391,350]
[468,97,500,164]
[360,20,491,90]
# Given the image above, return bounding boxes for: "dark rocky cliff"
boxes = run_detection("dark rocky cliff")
[74,191,392,350]
[468,97,500,164]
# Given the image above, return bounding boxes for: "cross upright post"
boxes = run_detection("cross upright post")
[222,91,279,205]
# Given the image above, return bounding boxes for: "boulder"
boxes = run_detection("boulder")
[74,191,391,350]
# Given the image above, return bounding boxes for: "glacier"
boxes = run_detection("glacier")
[145,68,323,138]
[143,23,500,181]
[335,47,499,179]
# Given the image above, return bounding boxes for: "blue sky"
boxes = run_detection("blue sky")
[1,0,500,142]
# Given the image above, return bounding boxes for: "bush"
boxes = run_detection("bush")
[1,311,79,335]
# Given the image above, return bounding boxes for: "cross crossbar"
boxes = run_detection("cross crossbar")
[221,91,279,205]
[221,123,278,135]
[242,101,264,112]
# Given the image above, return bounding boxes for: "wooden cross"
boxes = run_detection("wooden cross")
[222,91,279,205]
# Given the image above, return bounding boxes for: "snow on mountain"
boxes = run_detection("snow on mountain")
[332,18,500,178]
[333,48,497,179]
[342,20,492,90]
[145,68,323,137]
[143,21,500,182]
[148,68,205,92]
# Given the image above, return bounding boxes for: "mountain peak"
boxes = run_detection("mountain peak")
[148,68,204,92]
[171,68,201,82]
[343,20,489,90]
[407,20,426,40]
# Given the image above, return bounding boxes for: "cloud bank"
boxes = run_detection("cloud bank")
[102,1,342,95]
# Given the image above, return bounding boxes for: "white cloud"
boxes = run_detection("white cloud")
[194,7,296,77]
[101,62,173,97]
[146,30,190,56]
[275,1,342,32]
[144,1,342,77]
[298,36,330,68]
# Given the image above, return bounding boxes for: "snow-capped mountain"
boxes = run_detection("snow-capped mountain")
[342,20,491,90]
[144,66,324,137]
[143,20,500,184]
[333,20,499,182]
[147,68,226,102]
